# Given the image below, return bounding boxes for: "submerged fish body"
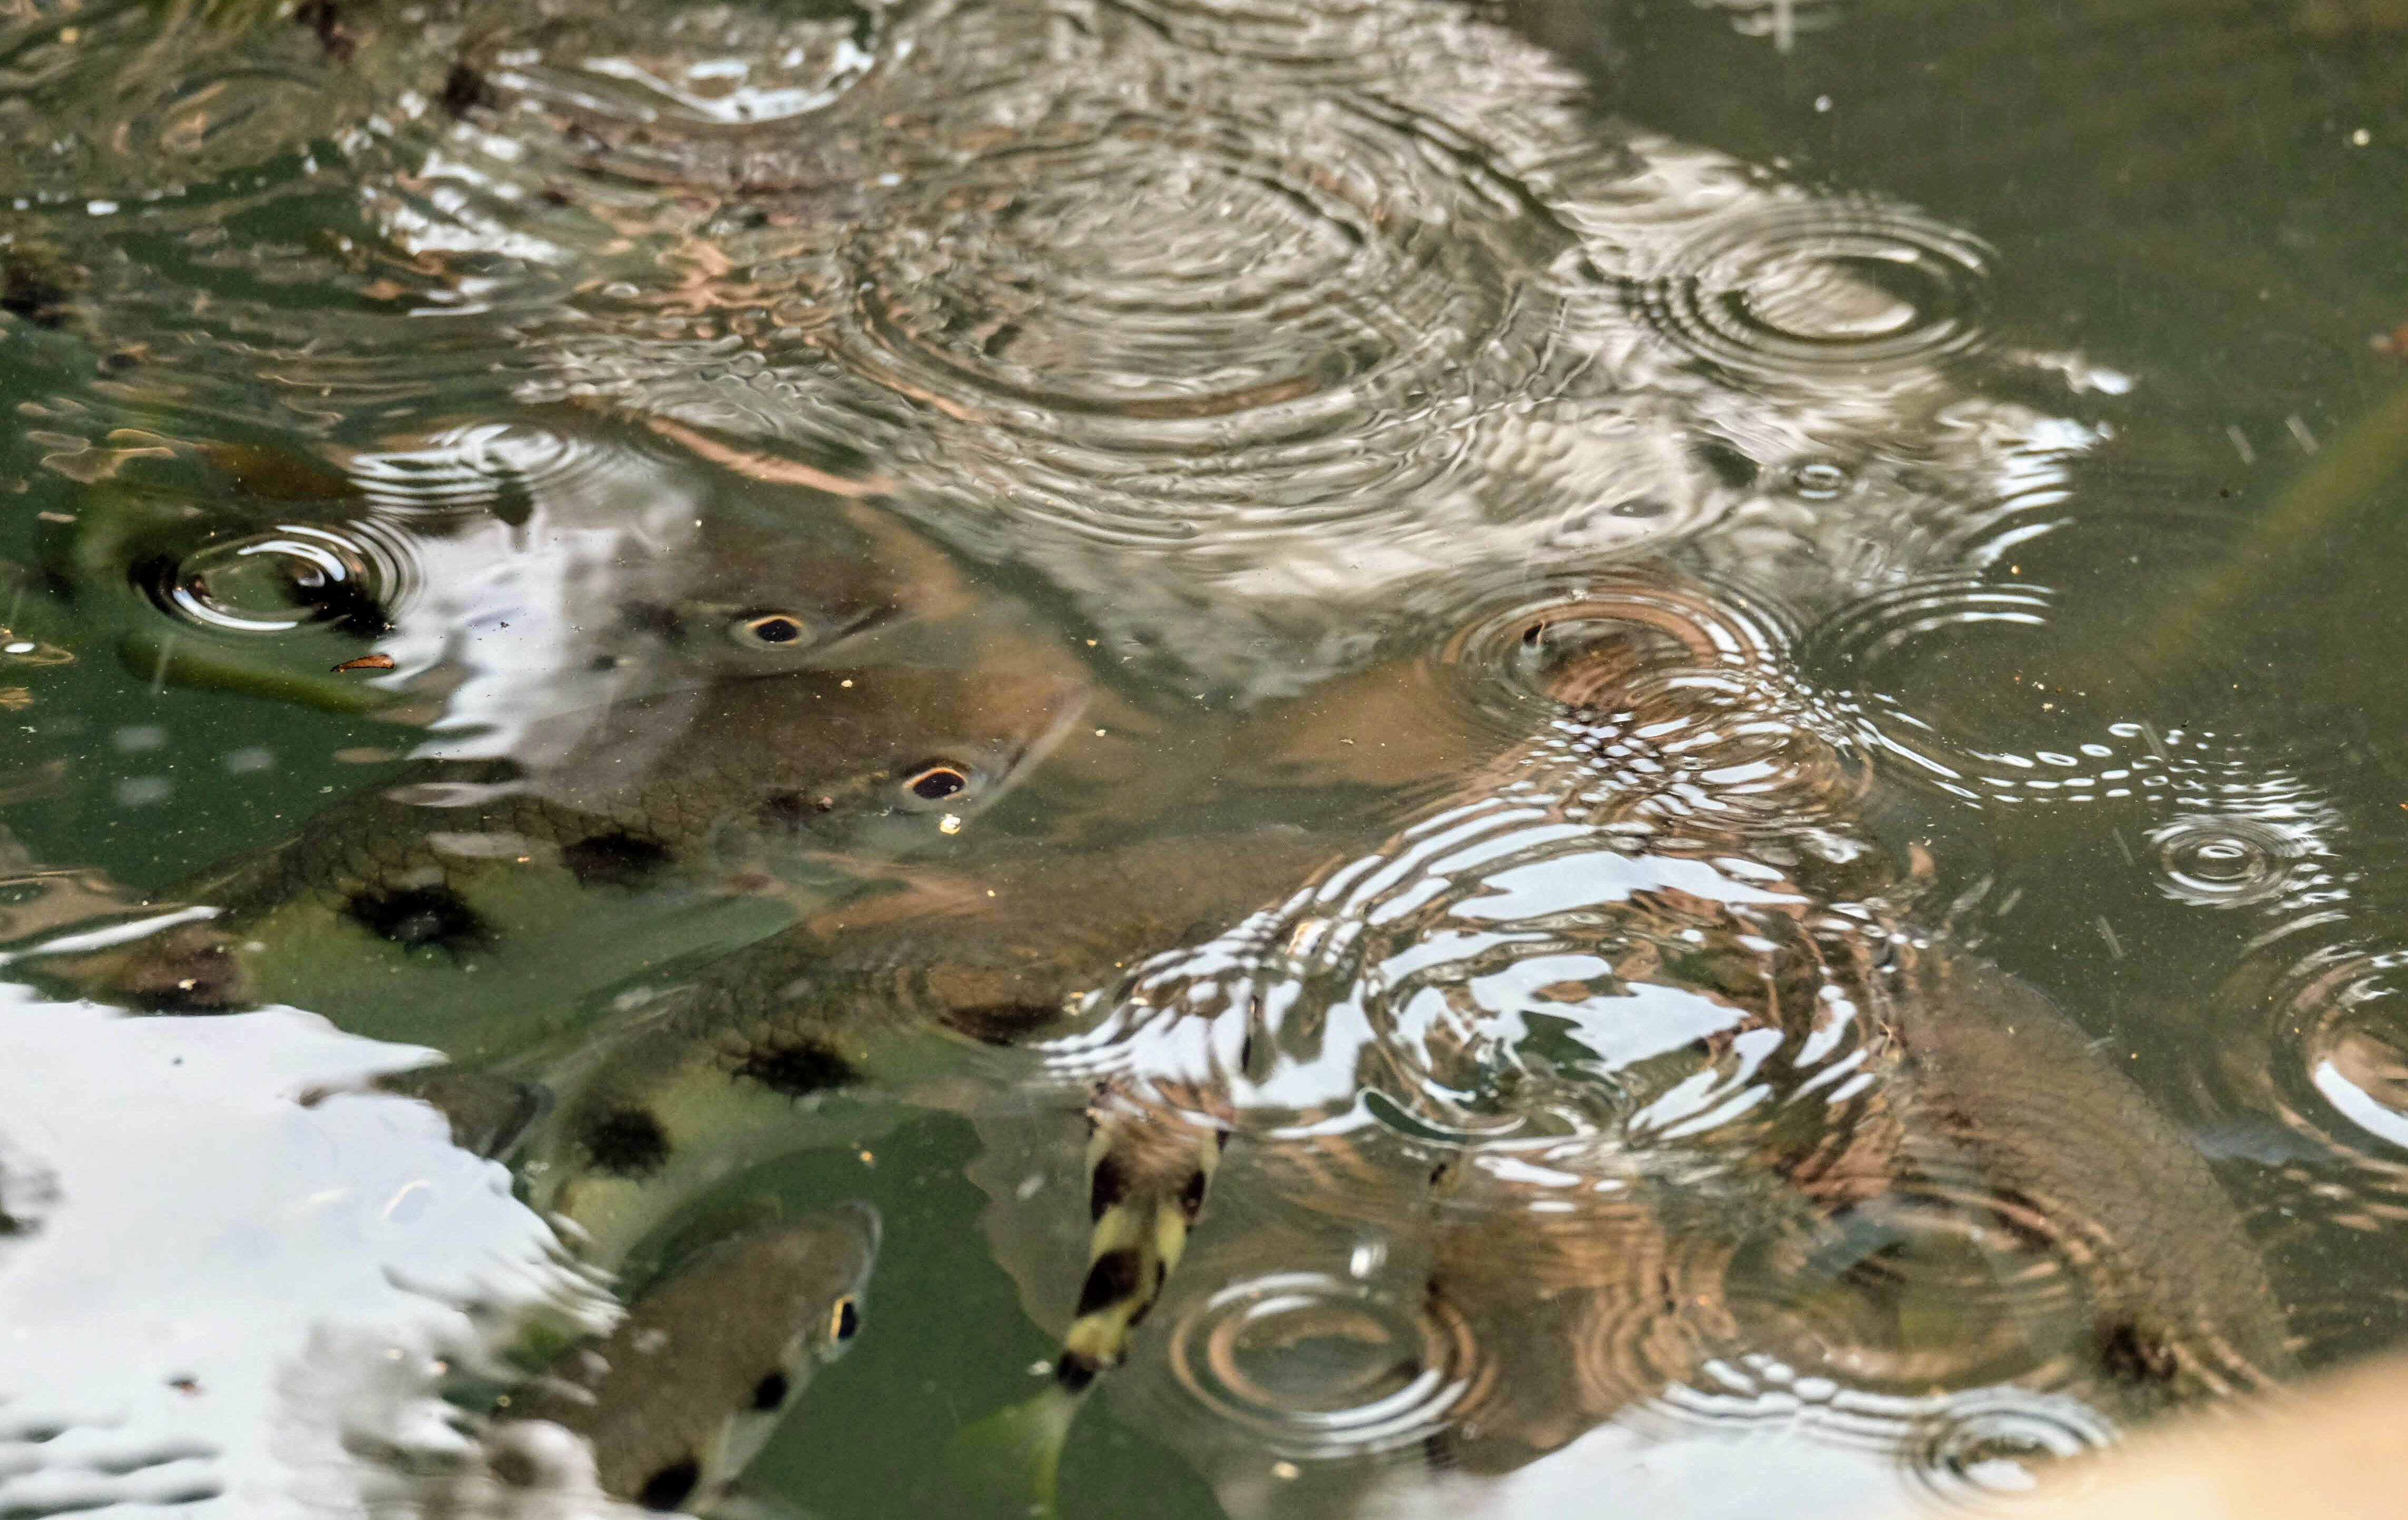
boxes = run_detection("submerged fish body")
[440,1203,879,1517]
[70,646,1088,1046]
[524,829,1346,1270]
[43,420,961,722]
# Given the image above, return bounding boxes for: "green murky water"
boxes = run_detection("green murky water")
[3,1,2407,1516]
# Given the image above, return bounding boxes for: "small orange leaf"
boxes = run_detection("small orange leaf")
[331,653,395,673]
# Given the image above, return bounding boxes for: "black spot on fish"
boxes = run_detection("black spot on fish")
[292,0,355,60]
[635,1457,700,1513]
[441,61,497,117]
[1178,1168,1208,1224]
[1075,1248,1145,1318]
[750,1371,790,1411]
[942,1002,1059,1045]
[489,481,532,527]
[733,1039,858,1096]
[1124,1268,1163,1332]
[1693,438,1759,491]
[560,831,672,888]
[578,1107,671,1178]
[346,886,487,953]
[1,257,71,330]
[759,790,809,828]
[2095,1318,2180,1387]
[1054,1351,1099,1392]
[618,601,685,643]
[286,570,393,639]
[1088,1154,1131,1220]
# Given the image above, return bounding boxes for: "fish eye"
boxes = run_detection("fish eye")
[902,763,970,804]
[829,1295,860,1341]
[731,612,812,649]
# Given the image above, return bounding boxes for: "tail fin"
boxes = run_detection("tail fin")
[947,1382,1080,1520]
[946,1095,1224,1516]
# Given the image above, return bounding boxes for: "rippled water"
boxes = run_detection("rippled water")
[4,0,2408,1515]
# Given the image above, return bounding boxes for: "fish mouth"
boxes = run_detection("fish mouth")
[795,1200,883,1305]
[966,677,1092,818]
[33,914,253,1014]
[789,674,1091,854]
[824,1198,884,1262]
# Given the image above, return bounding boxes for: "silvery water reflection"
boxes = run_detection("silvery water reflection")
[15,0,2094,700]
[0,983,606,1518]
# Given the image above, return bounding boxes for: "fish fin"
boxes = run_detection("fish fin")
[947,1096,1220,1517]
[946,1381,1079,1520]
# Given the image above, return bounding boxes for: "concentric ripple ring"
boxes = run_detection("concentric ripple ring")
[1629,200,1992,380]
[1166,1269,1482,1457]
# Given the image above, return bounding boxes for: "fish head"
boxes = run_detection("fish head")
[468,1203,878,1515]
[580,495,968,690]
[546,1203,878,1512]
[528,631,1091,869]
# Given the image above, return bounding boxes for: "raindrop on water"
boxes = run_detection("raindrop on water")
[1165,1269,1481,1459]
[1628,199,1991,382]
[2147,814,2301,908]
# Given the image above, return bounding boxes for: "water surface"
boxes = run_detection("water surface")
[3,0,2406,1515]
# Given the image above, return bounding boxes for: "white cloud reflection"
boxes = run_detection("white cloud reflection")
[0,987,604,1518]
